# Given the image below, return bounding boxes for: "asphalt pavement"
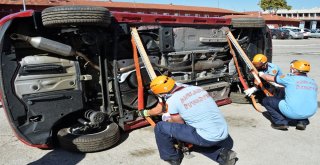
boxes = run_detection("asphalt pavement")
[0,38,320,165]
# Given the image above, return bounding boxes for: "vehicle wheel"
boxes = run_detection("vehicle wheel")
[288,35,293,39]
[231,17,265,28]
[229,92,250,104]
[41,5,111,27]
[57,123,120,152]
[272,35,277,39]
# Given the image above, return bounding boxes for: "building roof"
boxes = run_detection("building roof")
[262,14,300,22]
[244,11,300,22]
[1,0,243,15]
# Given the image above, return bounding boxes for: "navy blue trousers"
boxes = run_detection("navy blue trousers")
[262,89,309,125]
[154,121,233,163]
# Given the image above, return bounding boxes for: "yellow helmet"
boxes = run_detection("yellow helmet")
[291,60,310,73]
[252,54,268,64]
[252,54,268,68]
[150,75,175,95]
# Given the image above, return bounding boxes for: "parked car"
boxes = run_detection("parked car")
[270,28,289,39]
[0,5,272,152]
[311,29,320,33]
[280,28,304,39]
[281,26,307,39]
[309,30,320,38]
[300,28,311,39]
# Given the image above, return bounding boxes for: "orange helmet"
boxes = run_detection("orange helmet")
[150,75,175,95]
[252,54,268,68]
[291,60,310,73]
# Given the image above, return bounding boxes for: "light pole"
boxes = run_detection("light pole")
[22,0,26,11]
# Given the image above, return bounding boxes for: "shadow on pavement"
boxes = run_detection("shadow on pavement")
[27,130,129,165]
[27,149,85,165]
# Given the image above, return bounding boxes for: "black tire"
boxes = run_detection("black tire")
[57,123,120,152]
[41,5,111,27]
[229,92,250,104]
[231,17,265,28]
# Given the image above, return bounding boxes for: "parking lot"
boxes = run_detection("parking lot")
[0,38,320,165]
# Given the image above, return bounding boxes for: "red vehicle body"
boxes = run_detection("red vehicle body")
[0,6,272,152]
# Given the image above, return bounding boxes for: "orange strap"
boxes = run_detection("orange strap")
[226,31,273,97]
[227,37,262,112]
[131,36,156,127]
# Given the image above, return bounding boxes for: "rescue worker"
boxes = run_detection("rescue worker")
[259,60,318,130]
[137,75,237,165]
[244,54,283,97]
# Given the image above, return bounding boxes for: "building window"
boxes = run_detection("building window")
[150,12,158,14]
[299,13,303,17]
[293,13,297,17]
[174,13,179,16]
[185,13,191,16]
[163,13,170,15]
[288,14,292,17]
[195,14,200,17]
[204,14,209,17]
[317,13,320,17]
[310,13,315,17]
[137,12,144,14]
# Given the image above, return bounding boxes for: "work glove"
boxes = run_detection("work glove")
[136,109,150,118]
[244,87,258,97]
[258,71,265,77]
[161,112,171,122]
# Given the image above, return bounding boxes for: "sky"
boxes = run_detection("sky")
[112,0,320,12]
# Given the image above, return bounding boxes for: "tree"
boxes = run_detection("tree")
[259,0,292,14]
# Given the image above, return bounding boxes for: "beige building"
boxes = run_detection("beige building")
[276,8,320,30]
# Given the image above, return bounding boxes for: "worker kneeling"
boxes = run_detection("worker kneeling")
[138,75,237,165]
[244,54,283,97]
[259,60,318,130]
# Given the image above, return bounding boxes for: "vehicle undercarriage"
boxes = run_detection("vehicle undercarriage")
[0,6,272,152]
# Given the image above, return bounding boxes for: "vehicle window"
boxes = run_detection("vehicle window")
[291,29,299,32]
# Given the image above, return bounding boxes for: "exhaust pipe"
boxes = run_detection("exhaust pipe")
[10,33,100,70]
[10,33,74,57]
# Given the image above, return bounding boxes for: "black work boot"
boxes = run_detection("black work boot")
[271,123,289,130]
[296,121,307,130]
[219,148,237,165]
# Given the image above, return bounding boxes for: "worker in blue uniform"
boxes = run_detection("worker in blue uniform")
[244,54,284,97]
[259,60,318,130]
[137,75,237,165]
